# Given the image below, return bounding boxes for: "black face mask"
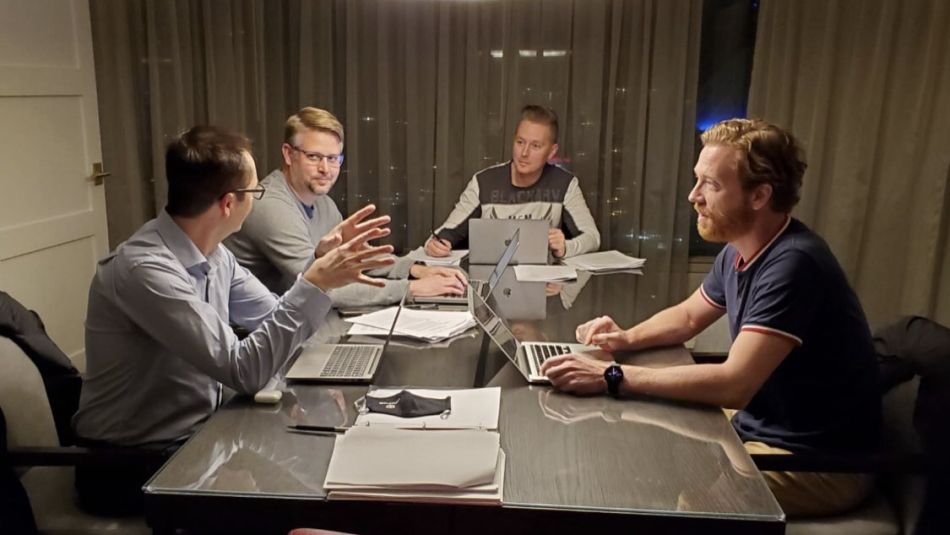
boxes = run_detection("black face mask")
[365,390,451,419]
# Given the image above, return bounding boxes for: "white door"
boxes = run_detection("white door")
[0,0,109,371]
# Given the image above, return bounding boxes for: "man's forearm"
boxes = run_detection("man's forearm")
[621,363,746,409]
[625,304,702,350]
[564,233,599,258]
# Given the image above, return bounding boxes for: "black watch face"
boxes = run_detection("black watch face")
[606,365,623,382]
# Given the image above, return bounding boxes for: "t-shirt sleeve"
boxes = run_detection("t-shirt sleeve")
[700,248,728,310]
[739,250,821,346]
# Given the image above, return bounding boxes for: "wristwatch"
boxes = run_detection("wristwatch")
[604,364,624,398]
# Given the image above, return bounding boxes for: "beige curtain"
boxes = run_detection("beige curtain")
[749,0,950,328]
[90,0,700,310]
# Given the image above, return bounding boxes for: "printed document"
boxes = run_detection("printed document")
[345,306,476,342]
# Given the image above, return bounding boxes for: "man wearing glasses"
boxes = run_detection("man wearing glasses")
[226,107,466,307]
[73,125,394,513]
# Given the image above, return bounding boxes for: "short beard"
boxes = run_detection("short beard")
[695,203,754,243]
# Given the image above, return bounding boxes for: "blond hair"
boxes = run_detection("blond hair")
[284,107,344,147]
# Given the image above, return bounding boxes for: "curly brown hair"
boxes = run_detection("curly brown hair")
[701,118,807,213]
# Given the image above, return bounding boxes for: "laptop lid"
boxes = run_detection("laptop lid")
[471,288,531,381]
[378,286,408,350]
[410,229,519,306]
[483,228,519,296]
[469,219,549,264]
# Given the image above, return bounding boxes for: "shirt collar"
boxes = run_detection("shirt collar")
[276,169,316,219]
[155,209,211,274]
[734,216,791,273]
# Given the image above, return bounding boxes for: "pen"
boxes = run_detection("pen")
[289,424,348,433]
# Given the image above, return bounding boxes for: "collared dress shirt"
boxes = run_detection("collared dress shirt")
[73,210,332,447]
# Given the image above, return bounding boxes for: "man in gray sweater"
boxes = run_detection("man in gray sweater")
[225,107,466,307]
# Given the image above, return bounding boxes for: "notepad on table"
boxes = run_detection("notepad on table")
[324,427,504,505]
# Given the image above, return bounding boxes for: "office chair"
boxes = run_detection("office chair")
[686,315,731,363]
[0,337,151,534]
[751,376,928,535]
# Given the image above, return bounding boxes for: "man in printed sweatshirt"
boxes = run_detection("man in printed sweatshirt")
[424,105,601,260]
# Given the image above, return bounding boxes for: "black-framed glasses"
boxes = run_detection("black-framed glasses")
[224,186,266,200]
[292,145,345,167]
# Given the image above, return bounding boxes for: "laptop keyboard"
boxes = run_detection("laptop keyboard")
[529,344,572,371]
[471,280,484,295]
[321,345,378,378]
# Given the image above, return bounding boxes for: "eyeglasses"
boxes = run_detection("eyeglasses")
[292,146,345,167]
[224,186,266,200]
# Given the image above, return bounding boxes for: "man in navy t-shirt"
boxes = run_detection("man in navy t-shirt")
[541,118,881,517]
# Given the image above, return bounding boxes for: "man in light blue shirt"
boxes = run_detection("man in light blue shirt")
[72,126,393,514]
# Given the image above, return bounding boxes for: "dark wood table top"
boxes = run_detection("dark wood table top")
[144,270,785,534]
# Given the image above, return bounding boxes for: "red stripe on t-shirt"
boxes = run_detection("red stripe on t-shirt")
[699,284,726,310]
[740,325,803,346]
[736,216,792,272]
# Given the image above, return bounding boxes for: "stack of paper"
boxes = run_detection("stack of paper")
[324,427,505,505]
[345,306,476,342]
[355,387,501,430]
[562,250,646,273]
[513,265,577,282]
[406,247,469,267]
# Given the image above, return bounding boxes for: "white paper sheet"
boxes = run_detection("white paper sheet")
[513,265,577,282]
[345,307,476,342]
[561,250,646,272]
[324,427,500,489]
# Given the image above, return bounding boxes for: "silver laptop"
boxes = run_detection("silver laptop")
[411,228,521,306]
[285,290,406,382]
[469,219,550,265]
[468,265,546,320]
[471,289,607,384]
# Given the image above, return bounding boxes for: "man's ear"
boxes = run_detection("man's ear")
[750,183,773,211]
[547,143,559,162]
[281,143,294,168]
[218,192,235,218]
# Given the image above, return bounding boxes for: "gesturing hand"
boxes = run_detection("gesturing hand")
[315,204,391,259]
[575,315,631,351]
[305,226,396,291]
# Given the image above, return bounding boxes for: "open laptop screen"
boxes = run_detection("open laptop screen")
[471,289,522,370]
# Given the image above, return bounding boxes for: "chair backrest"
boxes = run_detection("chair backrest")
[880,376,925,535]
[0,337,59,449]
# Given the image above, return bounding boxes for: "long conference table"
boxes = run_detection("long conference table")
[144,268,786,534]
